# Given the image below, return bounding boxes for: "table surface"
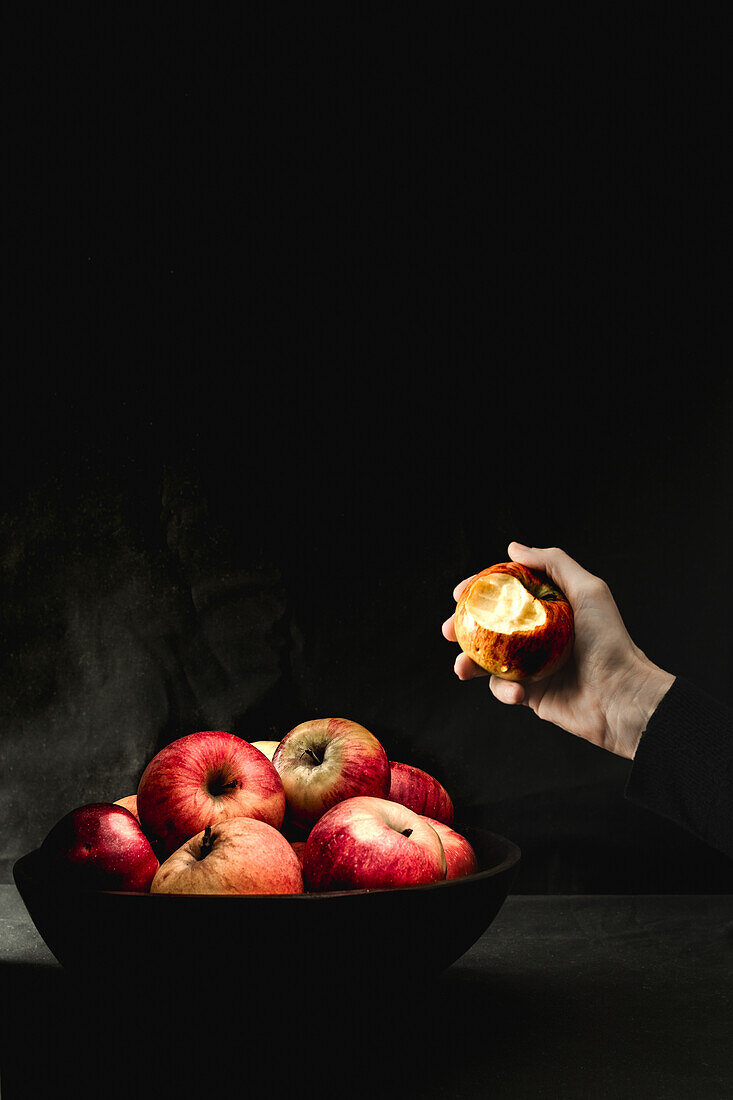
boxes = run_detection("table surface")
[1,886,732,1099]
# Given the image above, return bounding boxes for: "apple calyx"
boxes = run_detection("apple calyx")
[400,828,413,838]
[199,825,214,860]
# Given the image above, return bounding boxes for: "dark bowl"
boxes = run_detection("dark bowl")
[13,824,520,994]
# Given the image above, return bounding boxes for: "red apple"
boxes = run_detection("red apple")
[151,817,303,895]
[250,740,280,762]
[303,796,446,892]
[113,794,139,819]
[40,803,159,892]
[289,839,306,867]
[137,731,286,859]
[272,718,390,829]
[421,816,478,879]
[388,761,454,825]
[453,561,574,682]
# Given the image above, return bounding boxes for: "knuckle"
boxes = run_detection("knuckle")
[587,575,609,597]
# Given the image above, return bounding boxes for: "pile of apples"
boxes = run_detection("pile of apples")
[38,718,478,895]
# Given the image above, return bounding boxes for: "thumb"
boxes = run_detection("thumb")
[507,542,598,605]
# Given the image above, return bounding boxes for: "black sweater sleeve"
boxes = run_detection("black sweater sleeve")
[625,676,733,860]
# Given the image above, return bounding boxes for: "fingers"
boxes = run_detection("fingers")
[489,676,526,705]
[454,652,488,680]
[452,573,477,601]
[507,542,599,604]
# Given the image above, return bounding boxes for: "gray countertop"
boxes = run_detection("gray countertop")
[1,886,731,1099]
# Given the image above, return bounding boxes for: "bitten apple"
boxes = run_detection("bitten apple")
[421,816,478,879]
[137,731,286,859]
[272,718,390,829]
[303,796,446,892]
[151,817,303,895]
[388,761,454,825]
[453,561,574,682]
[40,803,159,892]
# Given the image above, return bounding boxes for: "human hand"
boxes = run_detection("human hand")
[442,543,675,760]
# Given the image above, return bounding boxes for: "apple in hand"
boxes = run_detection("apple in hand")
[421,816,478,879]
[151,816,303,895]
[272,719,390,829]
[250,740,280,762]
[137,731,286,859]
[303,796,446,892]
[113,795,139,819]
[388,761,454,825]
[453,561,574,682]
[40,803,159,892]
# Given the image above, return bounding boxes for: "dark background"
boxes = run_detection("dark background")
[2,8,731,892]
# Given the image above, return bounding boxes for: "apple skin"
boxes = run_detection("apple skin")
[272,718,390,829]
[40,803,159,892]
[250,740,280,762]
[453,561,574,682]
[137,731,286,860]
[151,817,304,895]
[388,761,454,825]
[113,794,139,820]
[303,795,447,892]
[289,839,307,867]
[421,816,478,879]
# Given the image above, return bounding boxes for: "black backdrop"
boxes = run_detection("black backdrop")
[2,8,731,892]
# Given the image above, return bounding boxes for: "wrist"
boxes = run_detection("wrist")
[604,656,676,760]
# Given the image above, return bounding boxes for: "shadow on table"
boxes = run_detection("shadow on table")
[0,961,536,1100]
[1,955,730,1099]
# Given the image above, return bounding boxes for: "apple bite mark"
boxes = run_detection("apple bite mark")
[464,573,546,634]
[453,563,574,683]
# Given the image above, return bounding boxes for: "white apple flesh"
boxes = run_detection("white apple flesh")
[303,795,447,892]
[151,817,304,895]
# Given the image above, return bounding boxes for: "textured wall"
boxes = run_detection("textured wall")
[2,9,731,890]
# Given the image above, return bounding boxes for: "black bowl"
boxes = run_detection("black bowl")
[13,824,519,993]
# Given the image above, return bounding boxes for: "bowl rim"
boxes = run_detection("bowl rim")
[14,823,521,901]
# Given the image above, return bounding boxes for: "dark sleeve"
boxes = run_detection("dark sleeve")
[625,676,733,859]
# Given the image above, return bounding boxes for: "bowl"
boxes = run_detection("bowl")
[13,824,520,993]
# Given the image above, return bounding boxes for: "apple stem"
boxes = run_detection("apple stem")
[401,829,413,838]
[301,747,323,766]
[199,825,214,859]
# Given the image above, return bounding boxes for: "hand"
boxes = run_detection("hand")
[442,543,675,760]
